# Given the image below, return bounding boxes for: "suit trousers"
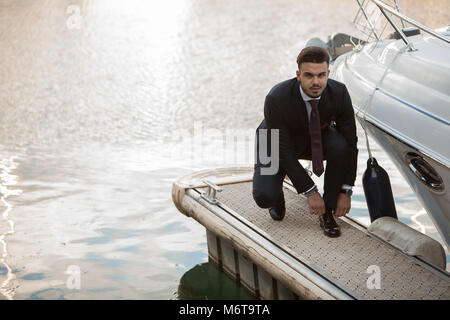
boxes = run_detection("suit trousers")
[252,124,351,211]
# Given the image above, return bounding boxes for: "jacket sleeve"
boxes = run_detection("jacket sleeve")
[335,85,358,186]
[264,94,315,193]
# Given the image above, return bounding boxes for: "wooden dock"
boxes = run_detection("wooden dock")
[172,167,450,300]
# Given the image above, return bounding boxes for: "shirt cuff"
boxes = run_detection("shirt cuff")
[341,184,353,190]
[304,184,317,194]
[302,184,318,197]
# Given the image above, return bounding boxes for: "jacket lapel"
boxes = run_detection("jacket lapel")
[291,80,309,133]
[318,84,329,120]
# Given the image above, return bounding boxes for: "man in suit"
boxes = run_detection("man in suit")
[252,46,358,238]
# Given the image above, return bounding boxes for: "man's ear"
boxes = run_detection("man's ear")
[296,70,301,80]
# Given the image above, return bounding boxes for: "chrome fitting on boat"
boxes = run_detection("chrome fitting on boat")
[201,179,222,205]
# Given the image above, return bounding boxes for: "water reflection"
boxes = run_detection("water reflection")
[178,262,254,300]
[0,156,22,300]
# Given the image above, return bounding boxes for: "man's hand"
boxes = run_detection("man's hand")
[335,193,351,217]
[307,192,326,215]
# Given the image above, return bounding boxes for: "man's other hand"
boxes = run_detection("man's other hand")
[307,192,326,215]
[335,193,351,217]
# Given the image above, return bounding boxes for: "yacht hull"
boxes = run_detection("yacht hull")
[331,32,450,250]
[360,118,449,249]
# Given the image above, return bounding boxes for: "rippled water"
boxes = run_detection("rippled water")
[0,0,449,299]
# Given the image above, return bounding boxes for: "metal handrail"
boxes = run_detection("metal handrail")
[393,0,407,28]
[368,0,450,44]
[378,4,415,51]
[355,0,381,41]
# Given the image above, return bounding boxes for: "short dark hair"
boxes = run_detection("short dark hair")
[296,46,330,69]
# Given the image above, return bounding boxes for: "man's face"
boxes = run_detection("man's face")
[296,62,330,98]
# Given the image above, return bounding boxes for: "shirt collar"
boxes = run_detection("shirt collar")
[299,83,321,102]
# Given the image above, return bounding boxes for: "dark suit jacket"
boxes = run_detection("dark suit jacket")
[258,77,358,194]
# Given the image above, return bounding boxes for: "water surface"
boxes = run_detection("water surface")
[0,0,449,299]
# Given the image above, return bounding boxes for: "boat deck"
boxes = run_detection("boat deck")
[196,181,450,300]
[173,167,450,300]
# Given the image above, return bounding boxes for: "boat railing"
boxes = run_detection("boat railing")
[354,0,450,50]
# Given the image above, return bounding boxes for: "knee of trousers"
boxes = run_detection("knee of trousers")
[253,190,278,209]
[325,135,350,158]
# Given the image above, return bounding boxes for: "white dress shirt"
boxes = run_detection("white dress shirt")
[299,84,320,122]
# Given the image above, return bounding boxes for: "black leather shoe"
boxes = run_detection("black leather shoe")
[319,210,341,237]
[269,192,285,221]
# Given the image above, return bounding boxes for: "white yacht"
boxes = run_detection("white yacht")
[330,0,450,250]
